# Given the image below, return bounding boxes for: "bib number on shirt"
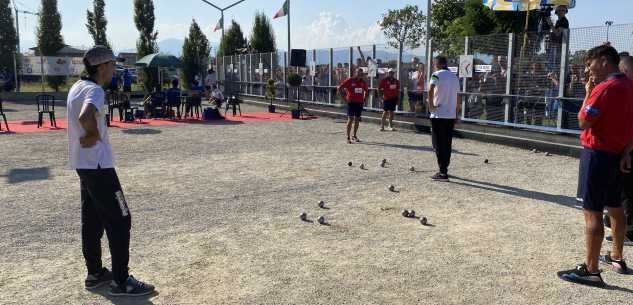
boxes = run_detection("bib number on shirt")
[354,88,363,94]
[389,85,397,90]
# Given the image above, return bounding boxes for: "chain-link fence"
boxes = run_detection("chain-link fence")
[218,23,633,135]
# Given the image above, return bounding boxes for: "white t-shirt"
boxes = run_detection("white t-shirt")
[429,69,460,119]
[67,79,114,169]
[211,88,224,100]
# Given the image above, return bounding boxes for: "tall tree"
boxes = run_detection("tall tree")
[134,0,159,91]
[86,0,109,48]
[181,19,210,89]
[217,20,247,57]
[0,0,17,81]
[37,0,65,91]
[379,5,426,79]
[429,0,466,55]
[249,12,276,54]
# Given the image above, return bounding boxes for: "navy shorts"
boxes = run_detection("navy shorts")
[347,102,364,118]
[383,98,398,111]
[576,148,623,212]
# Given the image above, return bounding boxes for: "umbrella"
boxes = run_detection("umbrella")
[134,53,182,68]
[484,0,575,11]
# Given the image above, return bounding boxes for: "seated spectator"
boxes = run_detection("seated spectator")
[165,79,182,117]
[210,85,224,108]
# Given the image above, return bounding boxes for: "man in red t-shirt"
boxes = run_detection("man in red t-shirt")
[559,45,633,287]
[378,68,400,131]
[338,68,368,144]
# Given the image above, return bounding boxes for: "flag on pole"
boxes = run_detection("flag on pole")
[273,0,289,19]
[214,18,223,32]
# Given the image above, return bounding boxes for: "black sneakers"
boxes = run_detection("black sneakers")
[431,172,449,182]
[557,263,606,288]
[85,268,113,290]
[599,252,631,274]
[108,275,155,297]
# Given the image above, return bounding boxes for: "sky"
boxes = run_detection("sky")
[12,0,633,54]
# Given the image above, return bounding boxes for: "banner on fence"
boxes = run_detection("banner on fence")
[19,56,84,76]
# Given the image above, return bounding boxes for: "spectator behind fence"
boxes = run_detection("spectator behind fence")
[620,56,633,80]
[409,62,426,112]
[546,5,569,71]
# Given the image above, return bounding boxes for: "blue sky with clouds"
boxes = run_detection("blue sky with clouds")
[13,0,633,53]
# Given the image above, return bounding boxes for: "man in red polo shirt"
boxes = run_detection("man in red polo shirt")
[378,68,400,131]
[338,68,368,143]
[558,45,633,287]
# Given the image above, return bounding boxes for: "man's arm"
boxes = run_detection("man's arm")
[78,103,100,148]
[456,94,462,117]
[578,76,596,129]
[428,84,436,112]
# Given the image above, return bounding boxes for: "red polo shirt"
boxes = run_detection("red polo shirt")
[339,77,368,103]
[379,77,400,100]
[580,74,633,154]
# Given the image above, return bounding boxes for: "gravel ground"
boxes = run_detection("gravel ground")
[1,102,631,305]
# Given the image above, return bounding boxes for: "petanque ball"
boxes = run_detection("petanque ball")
[317,216,326,225]
[409,166,415,172]
[420,217,428,225]
[388,185,395,192]
[484,159,489,164]
[300,212,308,221]
[408,210,415,218]
[402,209,410,217]
[318,200,325,208]
[360,163,365,170]
[348,162,353,167]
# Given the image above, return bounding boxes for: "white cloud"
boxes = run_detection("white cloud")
[294,12,385,49]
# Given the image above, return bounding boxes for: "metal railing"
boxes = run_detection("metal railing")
[216,24,632,136]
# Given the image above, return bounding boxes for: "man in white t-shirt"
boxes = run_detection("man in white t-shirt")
[428,56,461,182]
[67,45,154,296]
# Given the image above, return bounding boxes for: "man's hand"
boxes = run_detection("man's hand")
[80,133,100,148]
[621,153,632,174]
[585,76,595,96]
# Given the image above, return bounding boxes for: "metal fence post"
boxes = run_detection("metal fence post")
[348,47,353,78]
[462,36,469,119]
[329,48,334,104]
[283,51,288,101]
[259,54,264,96]
[248,53,253,95]
[371,44,376,108]
[504,33,514,123]
[557,29,570,130]
[312,49,317,102]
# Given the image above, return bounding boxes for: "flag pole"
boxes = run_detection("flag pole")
[286,0,291,102]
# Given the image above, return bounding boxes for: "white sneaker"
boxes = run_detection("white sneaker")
[389,127,396,131]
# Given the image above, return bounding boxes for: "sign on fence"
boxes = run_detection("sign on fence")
[459,55,474,78]
[19,56,84,76]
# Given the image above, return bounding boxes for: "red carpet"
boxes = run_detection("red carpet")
[2,112,315,134]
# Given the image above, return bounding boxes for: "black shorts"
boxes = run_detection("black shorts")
[383,98,398,111]
[347,102,364,118]
[577,148,623,212]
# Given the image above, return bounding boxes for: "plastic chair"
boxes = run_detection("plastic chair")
[36,94,57,128]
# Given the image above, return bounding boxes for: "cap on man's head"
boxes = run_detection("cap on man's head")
[387,68,395,73]
[83,45,119,66]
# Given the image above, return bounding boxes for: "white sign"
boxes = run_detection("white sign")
[367,59,378,78]
[259,62,264,76]
[475,65,492,73]
[309,61,316,76]
[448,67,458,74]
[459,55,474,78]
[19,56,84,76]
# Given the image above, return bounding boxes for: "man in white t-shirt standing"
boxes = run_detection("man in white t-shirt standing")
[428,56,461,182]
[67,45,154,296]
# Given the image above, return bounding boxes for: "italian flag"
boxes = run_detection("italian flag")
[273,0,288,19]
[213,18,223,32]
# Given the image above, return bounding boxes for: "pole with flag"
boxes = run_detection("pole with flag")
[274,0,290,101]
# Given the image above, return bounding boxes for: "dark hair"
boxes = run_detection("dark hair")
[82,58,99,77]
[434,56,448,68]
[171,78,179,88]
[193,79,199,86]
[619,52,631,58]
[586,45,620,67]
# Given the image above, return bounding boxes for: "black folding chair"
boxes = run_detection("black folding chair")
[165,89,182,119]
[224,96,242,116]
[150,91,166,118]
[36,94,57,128]
[0,97,9,132]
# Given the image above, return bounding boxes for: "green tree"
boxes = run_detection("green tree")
[430,0,466,54]
[86,0,109,48]
[181,19,210,89]
[0,0,17,81]
[379,4,426,79]
[218,20,247,57]
[37,0,65,91]
[134,0,159,91]
[249,12,276,54]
